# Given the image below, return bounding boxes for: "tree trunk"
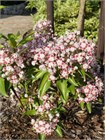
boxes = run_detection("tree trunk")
[97,0,105,63]
[77,0,86,36]
[46,0,54,33]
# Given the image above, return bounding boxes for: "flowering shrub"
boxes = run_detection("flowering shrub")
[0,20,103,139]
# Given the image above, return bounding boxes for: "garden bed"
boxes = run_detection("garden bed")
[0,95,104,140]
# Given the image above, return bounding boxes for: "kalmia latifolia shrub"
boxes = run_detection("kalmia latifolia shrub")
[0,20,103,139]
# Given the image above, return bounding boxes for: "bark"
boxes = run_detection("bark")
[77,0,86,36]
[46,0,54,33]
[97,0,105,62]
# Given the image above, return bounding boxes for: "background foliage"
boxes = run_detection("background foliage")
[26,0,100,42]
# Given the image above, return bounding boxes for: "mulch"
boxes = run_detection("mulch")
[0,94,104,140]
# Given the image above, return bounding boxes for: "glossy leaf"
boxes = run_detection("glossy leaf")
[5,79,11,92]
[0,33,8,40]
[74,93,78,100]
[80,101,85,110]
[0,77,8,96]
[68,76,78,86]
[17,36,32,47]
[32,70,46,83]
[80,69,86,81]
[56,125,63,137]
[56,80,69,102]
[40,80,51,97]
[86,102,92,113]
[69,84,75,95]
[7,34,17,48]
[38,134,46,140]
[38,72,49,93]
[24,109,36,116]
[59,95,67,104]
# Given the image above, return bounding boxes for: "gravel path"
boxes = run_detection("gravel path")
[0,15,34,36]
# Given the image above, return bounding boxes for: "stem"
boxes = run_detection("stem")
[11,86,25,111]
[11,86,32,120]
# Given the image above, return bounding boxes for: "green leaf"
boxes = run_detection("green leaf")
[74,92,78,100]
[0,66,3,76]
[80,101,85,110]
[0,77,8,96]
[7,34,17,48]
[80,69,86,81]
[0,33,8,40]
[16,31,21,38]
[17,36,32,47]
[0,44,4,49]
[20,98,27,105]
[5,79,11,92]
[98,98,102,103]
[24,109,36,116]
[86,102,92,113]
[85,73,94,80]
[68,76,78,86]
[69,84,75,95]
[56,125,63,137]
[38,134,46,140]
[25,82,28,94]
[38,72,49,93]
[32,70,46,83]
[56,80,69,102]
[59,95,66,104]
[57,104,66,113]
[40,80,51,97]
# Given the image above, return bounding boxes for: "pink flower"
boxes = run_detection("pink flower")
[4,57,10,64]
[31,119,35,125]
[83,63,89,70]
[39,53,45,59]
[44,102,51,110]
[31,61,36,66]
[49,75,56,81]
[56,60,62,66]
[38,107,44,113]
[61,70,68,78]
[45,123,50,129]
[39,120,45,125]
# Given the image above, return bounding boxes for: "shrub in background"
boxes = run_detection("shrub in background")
[26,0,100,42]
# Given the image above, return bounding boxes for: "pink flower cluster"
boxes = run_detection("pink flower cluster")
[31,117,59,136]
[35,94,54,113]
[31,94,59,135]
[77,77,103,103]
[30,31,97,82]
[33,20,53,48]
[0,49,24,84]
